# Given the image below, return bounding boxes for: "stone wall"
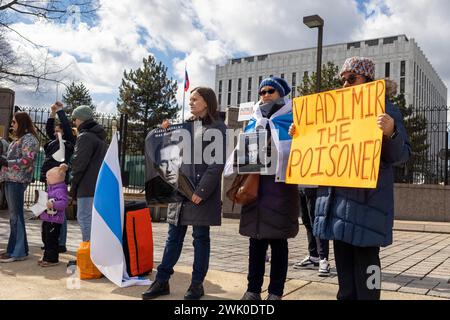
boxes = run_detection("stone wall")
[394,183,450,222]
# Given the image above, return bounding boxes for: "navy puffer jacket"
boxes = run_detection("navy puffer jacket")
[313,99,411,247]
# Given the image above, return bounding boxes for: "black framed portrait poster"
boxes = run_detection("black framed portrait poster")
[237,130,271,175]
[144,122,195,205]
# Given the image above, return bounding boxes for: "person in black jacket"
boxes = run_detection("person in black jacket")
[40,102,76,253]
[70,105,107,242]
[41,102,76,183]
[142,87,227,301]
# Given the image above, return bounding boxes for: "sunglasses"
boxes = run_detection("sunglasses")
[259,88,276,96]
[340,74,360,85]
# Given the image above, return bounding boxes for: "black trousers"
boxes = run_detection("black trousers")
[41,221,61,263]
[247,238,288,297]
[299,188,329,259]
[333,240,381,300]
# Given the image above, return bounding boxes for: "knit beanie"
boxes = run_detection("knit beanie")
[72,105,94,121]
[259,76,291,97]
[340,57,375,80]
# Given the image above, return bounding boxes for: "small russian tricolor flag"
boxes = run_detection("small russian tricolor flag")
[184,68,190,92]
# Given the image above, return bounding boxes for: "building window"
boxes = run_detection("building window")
[400,78,405,94]
[257,55,268,61]
[258,76,263,86]
[237,78,242,105]
[227,79,232,106]
[292,73,297,98]
[218,80,222,105]
[304,71,309,78]
[232,58,241,64]
[347,42,361,49]
[401,61,406,77]
[413,62,416,108]
[281,73,285,79]
[244,57,255,63]
[400,61,406,95]
[247,77,252,102]
[365,39,379,46]
[385,62,390,78]
[383,36,398,45]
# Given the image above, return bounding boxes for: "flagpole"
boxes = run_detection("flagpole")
[182,64,186,123]
[182,84,185,123]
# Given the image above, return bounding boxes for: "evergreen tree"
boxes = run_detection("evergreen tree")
[117,55,178,153]
[117,55,178,127]
[297,62,342,95]
[62,82,95,114]
[391,93,429,183]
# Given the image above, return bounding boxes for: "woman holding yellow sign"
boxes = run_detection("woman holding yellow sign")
[289,57,411,300]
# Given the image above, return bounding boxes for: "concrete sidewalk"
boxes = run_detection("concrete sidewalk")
[0,210,449,300]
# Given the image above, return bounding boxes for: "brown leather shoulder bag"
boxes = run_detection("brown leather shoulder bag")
[226,174,260,207]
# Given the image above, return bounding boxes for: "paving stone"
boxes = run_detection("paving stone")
[398,286,430,295]
[381,281,402,291]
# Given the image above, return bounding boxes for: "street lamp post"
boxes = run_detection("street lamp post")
[303,15,324,93]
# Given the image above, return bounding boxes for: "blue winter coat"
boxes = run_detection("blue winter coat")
[313,99,411,247]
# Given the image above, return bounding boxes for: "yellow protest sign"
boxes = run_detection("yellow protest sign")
[286,80,385,189]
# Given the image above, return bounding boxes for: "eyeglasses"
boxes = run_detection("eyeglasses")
[340,74,360,85]
[259,88,276,96]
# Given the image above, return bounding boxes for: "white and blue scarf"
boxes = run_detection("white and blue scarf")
[225,98,293,182]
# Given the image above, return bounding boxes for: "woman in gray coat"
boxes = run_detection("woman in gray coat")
[142,87,227,301]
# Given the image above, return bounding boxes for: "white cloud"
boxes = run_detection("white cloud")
[355,0,450,101]
[96,100,117,114]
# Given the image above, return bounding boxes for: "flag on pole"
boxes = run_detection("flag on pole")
[90,133,151,287]
[184,68,190,92]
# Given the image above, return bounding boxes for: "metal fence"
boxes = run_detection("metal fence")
[394,105,449,185]
[13,106,146,205]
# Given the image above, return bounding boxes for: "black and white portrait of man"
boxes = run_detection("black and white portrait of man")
[237,131,269,174]
[145,123,195,204]
[158,142,182,187]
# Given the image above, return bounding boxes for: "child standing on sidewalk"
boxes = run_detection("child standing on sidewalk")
[39,164,69,267]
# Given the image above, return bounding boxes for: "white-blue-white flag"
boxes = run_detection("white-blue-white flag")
[91,133,151,287]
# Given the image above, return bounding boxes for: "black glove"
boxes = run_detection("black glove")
[0,156,7,169]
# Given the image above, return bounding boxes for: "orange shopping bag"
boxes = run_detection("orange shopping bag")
[76,241,103,280]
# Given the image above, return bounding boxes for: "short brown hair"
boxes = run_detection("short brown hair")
[14,112,37,139]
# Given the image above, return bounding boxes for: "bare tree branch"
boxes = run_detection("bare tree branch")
[0,21,42,47]
[0,0,99,89]
[0,1,19,11]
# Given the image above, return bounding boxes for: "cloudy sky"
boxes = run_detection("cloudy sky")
[3,0,450,116]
